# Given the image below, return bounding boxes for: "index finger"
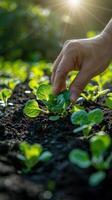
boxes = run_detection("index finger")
[53,55,74,94]
[51,51,63,83]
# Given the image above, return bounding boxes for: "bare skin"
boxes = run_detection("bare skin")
[51,19,112,102]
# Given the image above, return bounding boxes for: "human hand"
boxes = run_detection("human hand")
[51,32,112,102]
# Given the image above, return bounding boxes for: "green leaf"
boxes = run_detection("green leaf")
[48,103,64,114]
[105,97,112,109]
[36,84,52,101]
[0,88,12,104]
[49,116,60,121]
[69,149,91,168]
[19,142,43,159]
[87,108,104,124]
[90,132,111,157]
[57,90,70,105]
[23,100,41,118]
[29,79,39,90]
[39,151,52,161]
[89,171,106,187]
[19,142,43,171]
[47,90,70,115]
[71,110,88,126]
[55,90,70,110]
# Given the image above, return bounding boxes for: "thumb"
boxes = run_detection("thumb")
[70,69,92,103]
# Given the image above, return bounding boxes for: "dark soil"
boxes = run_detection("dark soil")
[0,81,112,200]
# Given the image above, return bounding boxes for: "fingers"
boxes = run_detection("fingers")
[70,68,93,103]
[53,55,74,94]
[51,51,63,83]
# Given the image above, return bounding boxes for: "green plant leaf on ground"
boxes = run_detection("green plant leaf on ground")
[0,88,12,105]
[69,149,91,168]
[71,108,104,138]
[87,108,104,124]
[71,110,88,126]
[46,89,70,115]
[19,142,43,159]
[18,142,52,172]
[23,100,41,118]
[18,142,43,171]
[89,171,106,187]
[90,132,111,158]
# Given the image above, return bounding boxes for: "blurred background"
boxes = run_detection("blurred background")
[0,0,112,62]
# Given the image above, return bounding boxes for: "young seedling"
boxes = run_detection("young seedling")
[69,132,111,186]
[71,108,104,138]
[0,88,12,106]
[24,83,70,120]
[18,142,52,172]
[81,84,109,102]
[90,132,111,170]
[36,84,70,115]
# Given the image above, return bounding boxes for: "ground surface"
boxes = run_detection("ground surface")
[0,81,112,200]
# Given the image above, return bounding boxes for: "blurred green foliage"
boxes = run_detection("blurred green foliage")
[0,0,112,61]
[0,0,62,61]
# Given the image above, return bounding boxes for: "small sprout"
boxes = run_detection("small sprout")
[18,142,52,172]
[23,100,41,118]
[90,132,111,158]
[90,132,111,170]
[89,171,106,187]
[24,83,71,118]
[24,84,70,118]
[69,132,111,186]
[69,149,91,168]
[0,88,12,106]
[71,108,104,138]
[82,83,109,102]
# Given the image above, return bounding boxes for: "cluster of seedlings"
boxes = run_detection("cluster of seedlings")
[0,60,112,187]
[22,80,112,186]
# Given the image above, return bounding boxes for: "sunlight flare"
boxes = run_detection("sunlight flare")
[67,0,81,7]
